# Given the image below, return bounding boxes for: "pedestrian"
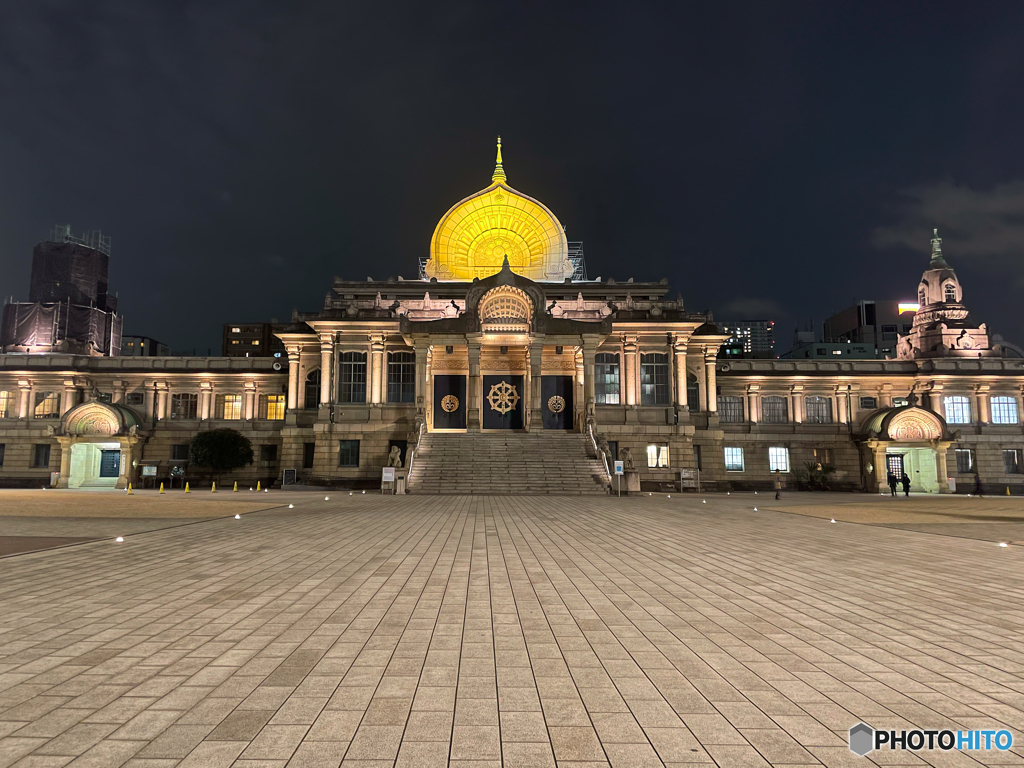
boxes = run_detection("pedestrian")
[974,473,984,497]
[887,471,898,497]
[901,472,911,497]
[773,469,783,500]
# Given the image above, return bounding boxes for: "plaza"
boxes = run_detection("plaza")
[2,491,1024,766]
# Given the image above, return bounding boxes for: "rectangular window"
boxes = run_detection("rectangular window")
[955,448,973,474]
[724,447,744,472]
[259,394,286,420]
[859,396,877,409]
[640,353,669,405]
[811,447,833,467]
[693,445,702,471]
[892,397,909,407]
[881,325,897,333]
[171,444,190,461]
[0,391,13,418]
[717,396,744,423]
[804,396,833,424]
[768,447,789,472]
[33,392,60,419]
[761,396,788,424]
[338,439,360,467]
[646,445,669,468]
[303,442,315,469]
[387,351,416,403]
[259,444,278,468]
[170,393,198,420]
[594,353,621,404]
[215,394,242,420]
[126,392,145,406]
[1004,449,1022,474]
[0,443,5,467]
[32,444,50,468]
[1003,450,1019,475]
[991,396,1019,425]
[338,352,367,403]
[944,395,972,424]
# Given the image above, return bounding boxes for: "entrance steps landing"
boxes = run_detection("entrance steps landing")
[407,431,609,495]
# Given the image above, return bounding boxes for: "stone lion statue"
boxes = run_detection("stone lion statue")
[619,446,635,471]
[387,446,403,468]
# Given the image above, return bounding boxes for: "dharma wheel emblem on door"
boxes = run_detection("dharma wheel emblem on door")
[547,395,566,413]
[486,381,520,414]
[440,395,460,413]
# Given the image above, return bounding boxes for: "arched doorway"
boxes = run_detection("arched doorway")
[55,401,145,489]
[860,406,953,493]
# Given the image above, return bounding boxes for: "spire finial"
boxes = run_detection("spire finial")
[492,136,506,184]
[930,228,949,266]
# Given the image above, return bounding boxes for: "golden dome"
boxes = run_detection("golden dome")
[425,138,572,282]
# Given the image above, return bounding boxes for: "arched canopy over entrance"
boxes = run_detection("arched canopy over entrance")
[860,406,953,493]
[56,401,144,489]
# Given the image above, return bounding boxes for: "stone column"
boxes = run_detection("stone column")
[370,333,385,405]
[62,380,77,415]
[623,336,638,406]
[703,351,717,412]
[836,386,848,424]
[200,383,213,420]
[529,342,544,427]
[243,386,256,420]
[582,340,597,406]
[414,341,428,419]
[18,384,31,419]
[319,333,334,405]
[56,437,73,488]
[468,340,481,430]
[156,385,169,421]
[673,339,688,411]
[976,385,990,424]
[746,385,759,424]
[112,380,126,405]
[936,444,951,492]
[286,345,301,411]
[791,385,803,423]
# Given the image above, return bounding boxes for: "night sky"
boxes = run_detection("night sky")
[3,2,1024,354]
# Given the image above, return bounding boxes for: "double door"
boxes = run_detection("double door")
[541,375,574,430]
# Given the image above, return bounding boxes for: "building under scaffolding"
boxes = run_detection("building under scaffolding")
[1,226,122,356]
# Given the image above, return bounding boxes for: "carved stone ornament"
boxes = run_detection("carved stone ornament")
[547,395,566,413]
[486,381,520,414]
[887,409,942,441]
[441,395,460,413]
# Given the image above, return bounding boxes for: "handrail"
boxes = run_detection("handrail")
[406,419,426,480]
[587,421,612,483]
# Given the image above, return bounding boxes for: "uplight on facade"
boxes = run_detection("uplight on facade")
[898,302,920,314]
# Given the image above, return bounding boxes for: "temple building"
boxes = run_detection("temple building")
[0,141,1022,494]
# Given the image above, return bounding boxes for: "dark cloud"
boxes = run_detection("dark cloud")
[2,2,1024,352]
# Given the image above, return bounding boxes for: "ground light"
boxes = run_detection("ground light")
[115,536,123,542]
[999,542,1009,547]
[234,514,240,519]
[288,504,294,509]
[830,519,836,523]
[325,496,330,501]
[753,507,758,511]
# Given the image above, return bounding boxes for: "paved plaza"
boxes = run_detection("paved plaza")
[2,492,1024,767]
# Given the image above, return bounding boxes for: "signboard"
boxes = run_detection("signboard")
[382,467,396,482]
[680,468,698,488]
[283,469,297,485]
[613,461,624,476]
[141,466,157,477]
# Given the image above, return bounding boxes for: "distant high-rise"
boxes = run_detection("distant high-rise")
[1,226,123,356]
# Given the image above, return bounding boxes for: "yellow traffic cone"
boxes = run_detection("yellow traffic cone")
[233,481,238,492]
[127,483,133,495]
[185,482,190,493]
[256,480,261,492]
[211,481,217,493]
[159,482,165,494]
[1007,486,1012,496]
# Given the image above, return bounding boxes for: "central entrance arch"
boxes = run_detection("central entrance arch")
[55,401,144,489]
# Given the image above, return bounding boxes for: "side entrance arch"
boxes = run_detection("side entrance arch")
[55,401,145,489]
[860,406,953,493]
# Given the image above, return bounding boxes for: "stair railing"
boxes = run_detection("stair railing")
[587,421,612,484]
[406,419,426,481]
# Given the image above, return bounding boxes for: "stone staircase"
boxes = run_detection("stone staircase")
[407,431,610,495]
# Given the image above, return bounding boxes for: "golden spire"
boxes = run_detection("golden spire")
[492,136,506,184]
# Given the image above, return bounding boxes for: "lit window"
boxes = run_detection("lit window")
[717,396,744,423]
[252,340,260,345]
[991,396,1018,425]
[231,339,241,345]
[259,394,286,420]
[955,448,973,474]
[640,353,669,405]
[387,352,416,403]
[812,447,833,467]
[33,392,60,419]
[215,394,242,420]
[646,445,669,468]
[0,391,14,419]
[761,396,788,424]
[804,396,832,424]
[944,284,956,302]
[768,447,789,472]
[724,447,744,472]
[944,396,971,424]
[892,397,909,407]
[231,327,241,333]
[832,350,842,355]
[1004,449,1022,474]
[594,353,620,404]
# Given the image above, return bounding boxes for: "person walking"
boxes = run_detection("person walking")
[773,469,783,500]
[900,472,911,497]
[887,471,899,497]
[974,473,984,497]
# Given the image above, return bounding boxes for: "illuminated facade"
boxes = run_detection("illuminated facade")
[0,145,1022,494]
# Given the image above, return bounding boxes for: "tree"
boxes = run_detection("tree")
[189,429,254,481]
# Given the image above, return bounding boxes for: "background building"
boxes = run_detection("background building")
[823,300,913,358]
[1,226,122,356]
[121,336,171,356]
[222,323,285,357]
[717,320,775,358]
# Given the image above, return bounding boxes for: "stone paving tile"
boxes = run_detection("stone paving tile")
[1,494,1024,766]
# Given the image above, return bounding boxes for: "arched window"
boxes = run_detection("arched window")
[761,396,788,424]
[944,283,957,302]
[304,369,321,410]
[918,287,926,306]
[687,372,700,413]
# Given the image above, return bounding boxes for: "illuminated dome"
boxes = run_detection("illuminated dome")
[425,138,573,282]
